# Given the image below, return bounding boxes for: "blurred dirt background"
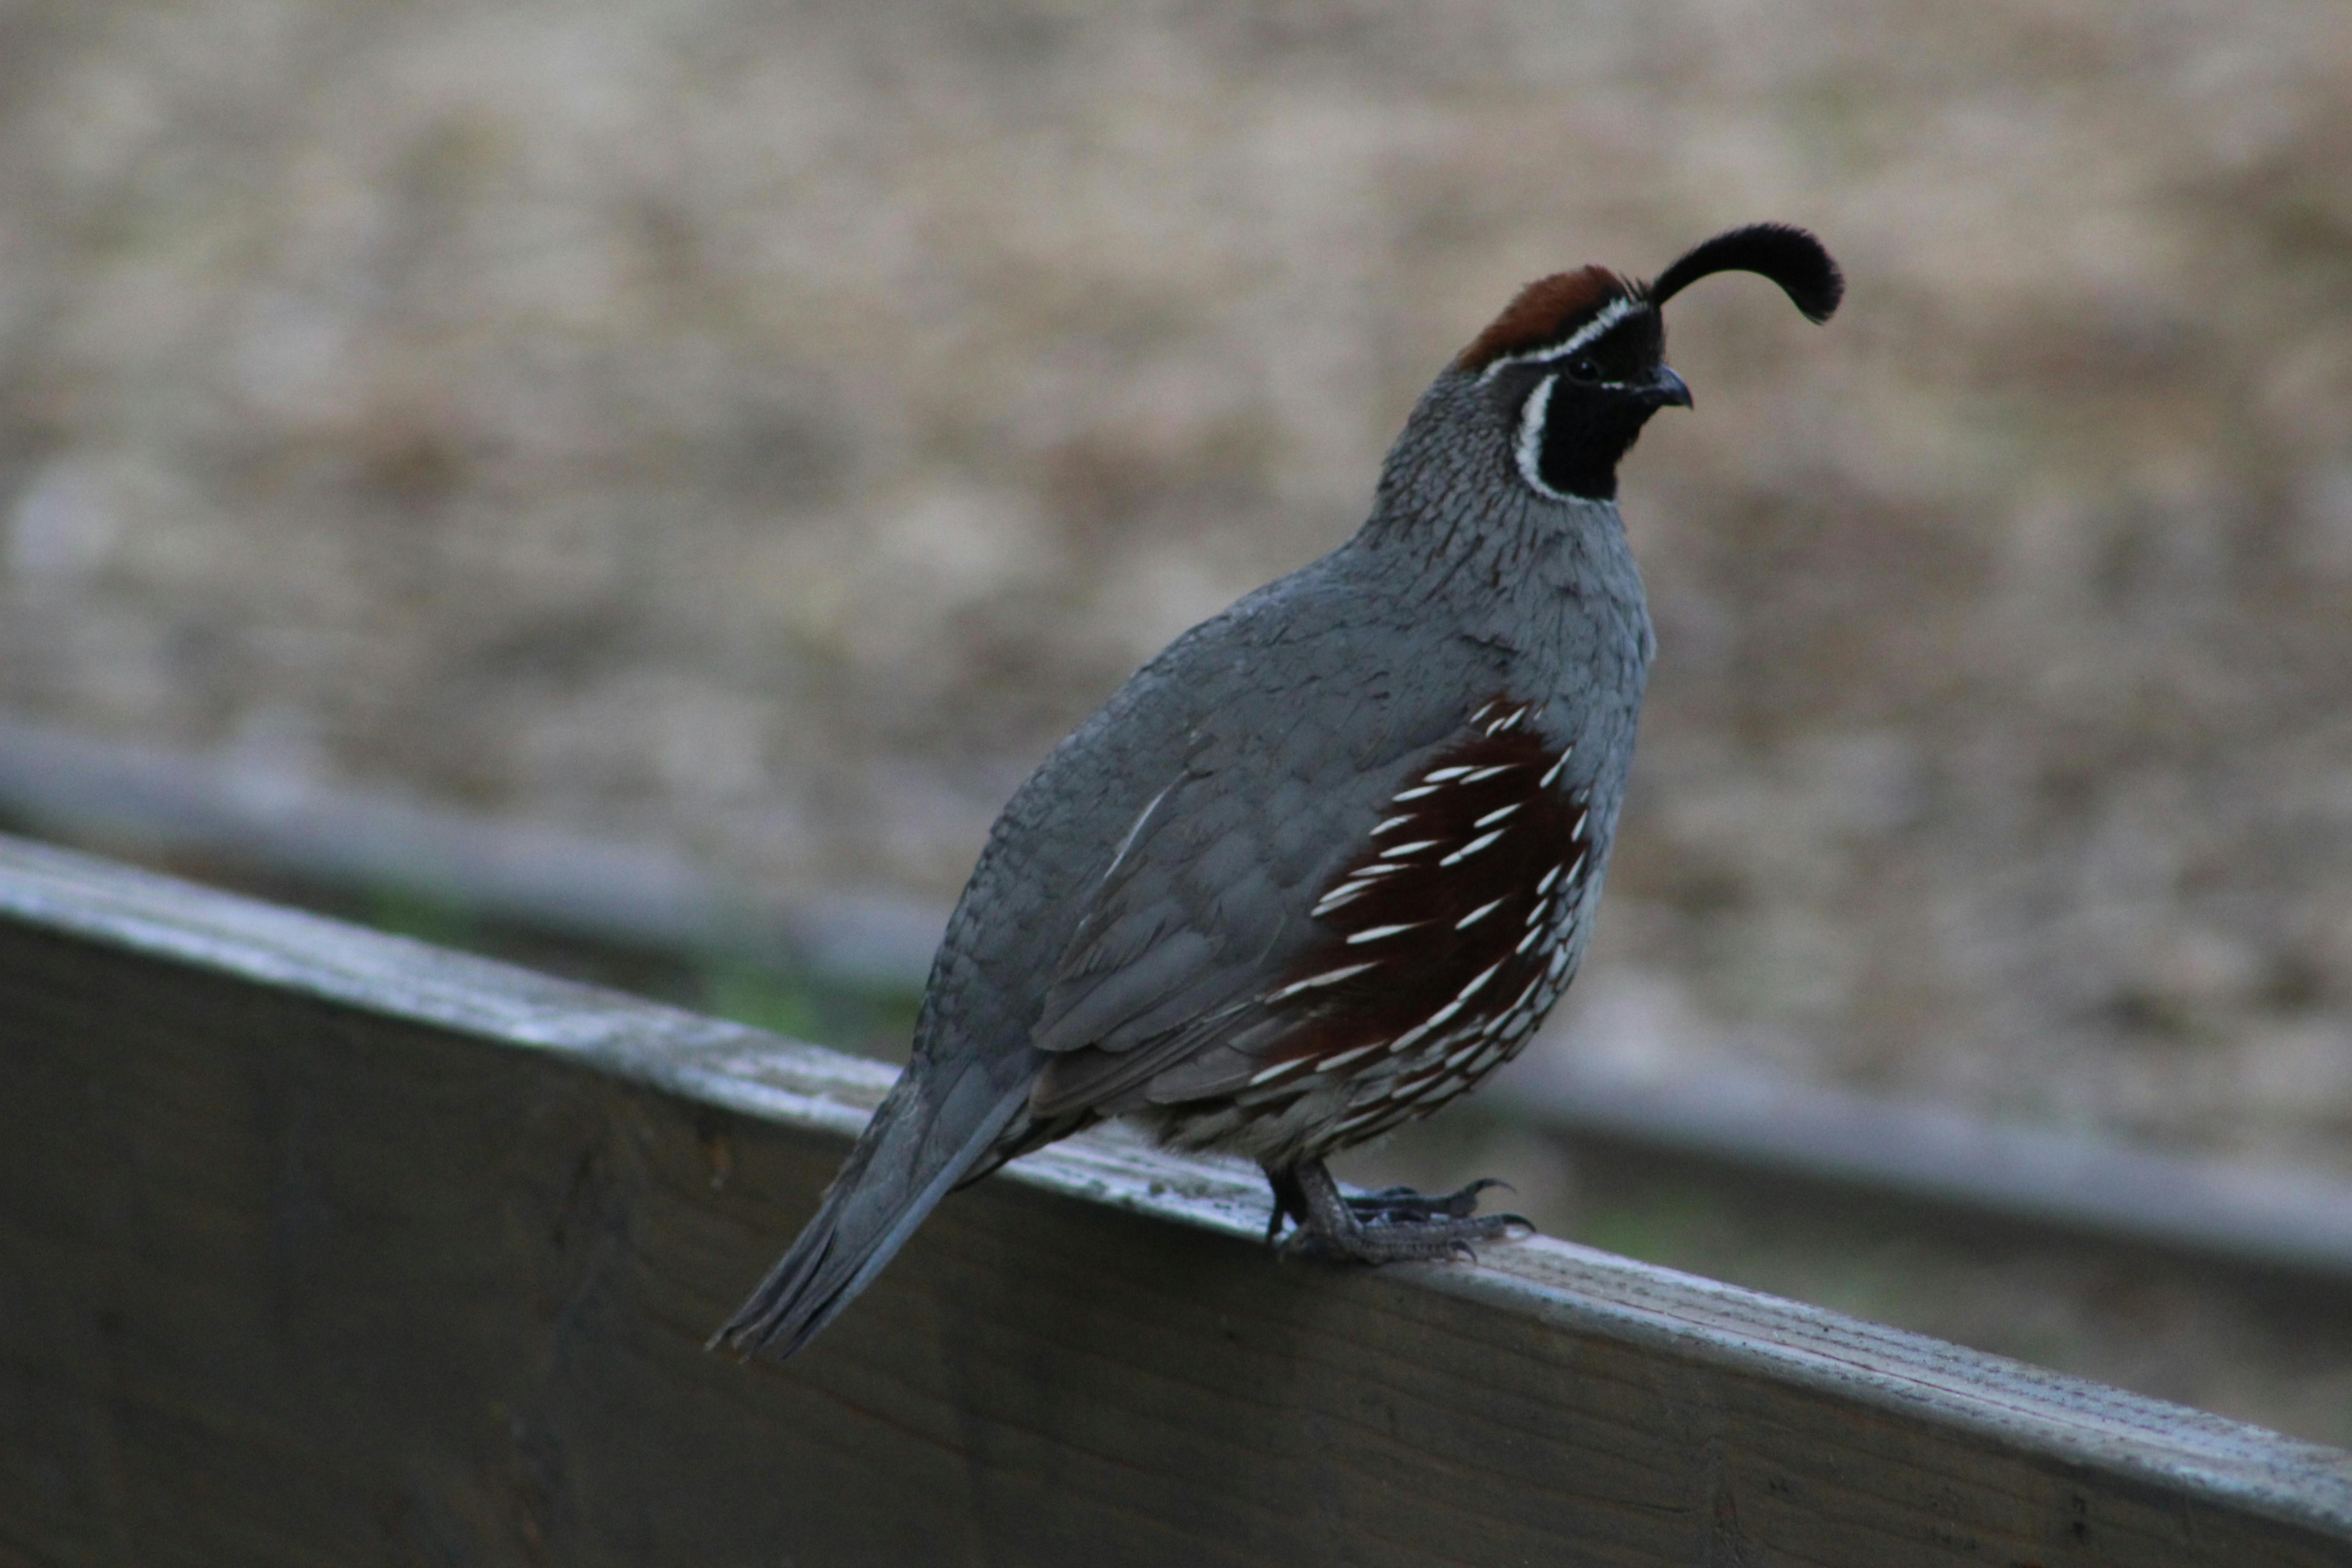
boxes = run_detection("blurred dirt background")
[3,1,2350,1184]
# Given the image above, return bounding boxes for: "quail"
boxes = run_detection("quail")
[718,223,1842,1361]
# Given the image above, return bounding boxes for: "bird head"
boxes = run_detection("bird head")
[1453,223,1843,503]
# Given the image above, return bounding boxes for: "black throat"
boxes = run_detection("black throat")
[1538,386,1661,502]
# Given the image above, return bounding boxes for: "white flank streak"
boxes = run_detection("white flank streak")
[1267,961,1379,1002]
[1564,851,1588,885]
[1102,780,1176,886]
[1485,708,1524,735]
[1572,809,1589,839]
[1424,765,1474,783]
[1455,897,1506,930]
[1247,1059,1307,1086]
[1392,784,1440,801]
[1506,972,1544,1016]
[1316,1040,1386,1073]
[1368,814,1416,838]
[1460,764,1516,782]
[1347,922,1421,945]
[1536,864,1564,895]
[1311,883,1374,916]
[1548,946,1570,978]
[1447,1037,1491,1068]
[1469,700,1497,725]
[1387,1009,1451,1054]
[1438,828,1507,865]
[1454,961,1503,1004]
[1381,839,1444,859]
[1540,747,1572,788]
[1473,801,1523,827]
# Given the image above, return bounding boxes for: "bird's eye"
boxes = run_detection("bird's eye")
[1567,356,1602,383]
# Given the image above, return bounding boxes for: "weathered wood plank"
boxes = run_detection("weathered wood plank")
[2,832,2348,1566]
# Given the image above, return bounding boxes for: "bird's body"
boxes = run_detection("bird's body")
[720,225,1842,1361]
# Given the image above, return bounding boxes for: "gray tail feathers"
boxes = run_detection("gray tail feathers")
[711,1061,1031,1362]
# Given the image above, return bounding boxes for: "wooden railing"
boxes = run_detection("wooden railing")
[3,832,2347,1566]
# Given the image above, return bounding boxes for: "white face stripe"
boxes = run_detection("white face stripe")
[1514,374,1572,502]
[1476,294,1642,383]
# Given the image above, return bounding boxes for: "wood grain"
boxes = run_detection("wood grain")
[2,833,2347,1566]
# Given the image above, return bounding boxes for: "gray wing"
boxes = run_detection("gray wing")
[1025,642,1469,1119]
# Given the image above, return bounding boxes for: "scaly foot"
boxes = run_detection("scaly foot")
[1264,1161,1531,1263]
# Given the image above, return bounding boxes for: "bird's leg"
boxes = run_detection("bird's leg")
[1264,1165,1310,1245]
[1265,1159,1530,1264]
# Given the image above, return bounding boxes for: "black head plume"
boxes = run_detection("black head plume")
[1647,223,1842,323]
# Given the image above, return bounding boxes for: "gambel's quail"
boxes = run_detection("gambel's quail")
[718,223,1842,1360]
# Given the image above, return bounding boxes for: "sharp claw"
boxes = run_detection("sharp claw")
[1436,1179,1514,1217]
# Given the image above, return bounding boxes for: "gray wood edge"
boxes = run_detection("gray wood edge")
[1491,1063,2352,1284]
[0,714,946,985]
[3,829,2348,1544]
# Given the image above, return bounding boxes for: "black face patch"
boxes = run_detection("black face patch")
[1499,310,1671,502]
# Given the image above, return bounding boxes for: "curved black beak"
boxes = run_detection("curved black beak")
[1644,364,1694,409]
